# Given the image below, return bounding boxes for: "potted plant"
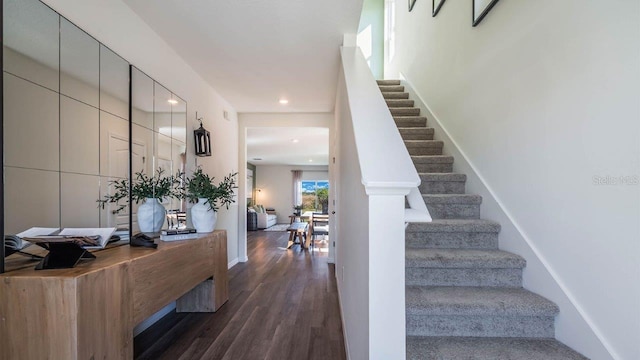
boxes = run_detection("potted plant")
[183,167,237,233]
[293,204,303,216]
[97,168,182,233]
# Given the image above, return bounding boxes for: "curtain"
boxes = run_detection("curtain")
[292,170,302,208]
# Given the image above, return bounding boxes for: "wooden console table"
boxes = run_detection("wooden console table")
[0,231,229,360]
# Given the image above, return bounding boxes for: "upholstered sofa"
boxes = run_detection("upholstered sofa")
[250,205,277,229]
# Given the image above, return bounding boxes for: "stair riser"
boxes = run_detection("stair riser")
[414,163,453,173]
[377,80,401,86]
[386,100,415,108]
[379,85,404,92]
[407,315,555,338]
[401,133,434,141]
[383,92,409,99]
[409,147,444,156]
[406,232,498,250]
[396,119,427,128]
[390,108,421,116]
[426,203,480,219]
[419,181,465,194]
[406,268,522,287]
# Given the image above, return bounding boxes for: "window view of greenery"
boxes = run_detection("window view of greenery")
[301,181,329,213]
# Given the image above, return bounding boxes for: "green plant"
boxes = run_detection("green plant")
[183,167,238,211]
[97,168,182,213]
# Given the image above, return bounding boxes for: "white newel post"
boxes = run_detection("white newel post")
[367,189,408,360]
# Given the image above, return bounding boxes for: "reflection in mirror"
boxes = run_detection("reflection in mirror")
[130,124,155,233]
[60,18,99,106]
[4,168,60,235]
[172,95,187,143]
[132,67,153,130]
[100,45,129,119]
[60,96,99,175]
[61,173,100,228]
[100,111,131,229]
[154,82,172,134]
[3,73,59,171]
[3,0,59,91]
[170,140,187,213]
[473,0,500,26]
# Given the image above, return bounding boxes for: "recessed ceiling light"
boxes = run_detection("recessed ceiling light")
[168,99,178,105]
[253,158,262,161]
[291,139,299,143]
[279,99,289,105]
[308,159,313,162]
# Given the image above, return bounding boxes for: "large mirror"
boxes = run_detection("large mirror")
[3,0,129,240]
[2,0,187,260]
[131,67,187,232]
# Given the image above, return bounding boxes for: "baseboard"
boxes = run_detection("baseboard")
[239,256,249,263]
[400,76,615,360]
[228,258,239,269]
[336,278,351,360]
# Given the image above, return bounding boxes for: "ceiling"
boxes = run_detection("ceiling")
[123,0,363,113]
[246,127,329,166]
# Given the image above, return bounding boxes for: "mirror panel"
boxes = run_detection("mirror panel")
[60,18,99,107]
[170,140,187,212]
[100,111,130,178]
[3,72,59,171]
[132,68,153,130]
[154,83,172,134]
[60,96,99,175]
[3,0,59,91]
[172,95,187,143]
[100,45,129,120]
[4,167,60,235]
[61,173,100,228]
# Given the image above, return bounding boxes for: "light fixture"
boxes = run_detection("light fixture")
[291,139,299,143]
[168,99,178,105]
[308,159,313,162]
[279,99,289,105]
[193,112,211,157]
[253,157,262,161]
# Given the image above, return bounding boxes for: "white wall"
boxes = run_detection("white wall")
[42,0,240,267]
[254,165,329,224]
[385,1,640,359]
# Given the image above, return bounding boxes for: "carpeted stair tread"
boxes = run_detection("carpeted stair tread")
[406,337,588,360]
[405,140,444,148]
[390,107,421,116]
[382,92,409,99]
[406,219,501,233]
[411,155,454,164]
[377,79,401,86]
[422,194,481,204]
[406,249,525,269]
[406,286,559,317]
[379,85,404,92]
[395,116,428,127]
[399,128,435,140]
[386,99,415,107]
[420,173,466,182]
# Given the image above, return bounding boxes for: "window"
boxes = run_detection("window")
[301,180,329,213]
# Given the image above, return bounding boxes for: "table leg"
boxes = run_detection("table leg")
[286,231,295,249]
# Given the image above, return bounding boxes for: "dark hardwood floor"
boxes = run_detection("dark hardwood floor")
[135,230,346,360]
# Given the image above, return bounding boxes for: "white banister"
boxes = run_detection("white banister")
[334,46,431,360]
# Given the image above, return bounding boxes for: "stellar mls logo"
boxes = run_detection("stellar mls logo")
[592,175,639,186]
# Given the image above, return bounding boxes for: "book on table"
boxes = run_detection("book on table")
[18,227,117,249]
[160,228,198,241]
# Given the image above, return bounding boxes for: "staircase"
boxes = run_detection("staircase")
[377,80,588,360]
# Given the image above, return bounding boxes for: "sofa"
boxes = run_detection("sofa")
[250,205,277,229]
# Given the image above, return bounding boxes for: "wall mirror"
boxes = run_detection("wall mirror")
[131,67,187,232]
[2,0,187,263]
[473,0,500,26]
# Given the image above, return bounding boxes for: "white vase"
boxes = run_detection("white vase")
[137,198,166,232]
[191,198,217,233]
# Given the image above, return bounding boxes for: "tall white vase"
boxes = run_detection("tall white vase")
[137,198,166,232]
[191,198,217,233]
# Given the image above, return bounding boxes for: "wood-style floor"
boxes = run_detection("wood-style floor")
[135,230,346,360]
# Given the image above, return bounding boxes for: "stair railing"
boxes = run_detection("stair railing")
[334,46,431,360]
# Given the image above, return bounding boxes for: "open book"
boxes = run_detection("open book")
[11,227,116,250]
[5,227,60,251]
